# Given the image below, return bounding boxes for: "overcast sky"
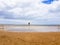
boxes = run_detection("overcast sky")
[0,0,60,25]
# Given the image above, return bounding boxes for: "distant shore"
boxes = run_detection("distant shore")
[0,24,60,26]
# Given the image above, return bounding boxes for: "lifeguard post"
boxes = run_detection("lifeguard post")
[28,22,30,26]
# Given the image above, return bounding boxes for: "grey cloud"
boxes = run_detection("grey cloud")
[49,5,60,13]
[0,10,14,19]
[0,10,36,20]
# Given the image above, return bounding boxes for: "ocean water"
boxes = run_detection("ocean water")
[4,25,60,32]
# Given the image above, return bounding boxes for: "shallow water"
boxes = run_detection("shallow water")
[4,26,60,32]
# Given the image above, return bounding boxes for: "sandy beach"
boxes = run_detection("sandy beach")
[0,31,60,45]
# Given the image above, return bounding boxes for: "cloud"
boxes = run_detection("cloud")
[0,0,60,24]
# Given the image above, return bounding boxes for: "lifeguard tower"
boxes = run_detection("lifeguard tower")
[28,22,30,26]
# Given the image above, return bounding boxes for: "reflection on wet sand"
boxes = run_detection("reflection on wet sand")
[3,25,60,32]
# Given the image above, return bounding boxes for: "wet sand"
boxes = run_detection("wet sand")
[4,26,60,32]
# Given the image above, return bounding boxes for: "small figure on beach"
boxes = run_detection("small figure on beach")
[28,22,30,26]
